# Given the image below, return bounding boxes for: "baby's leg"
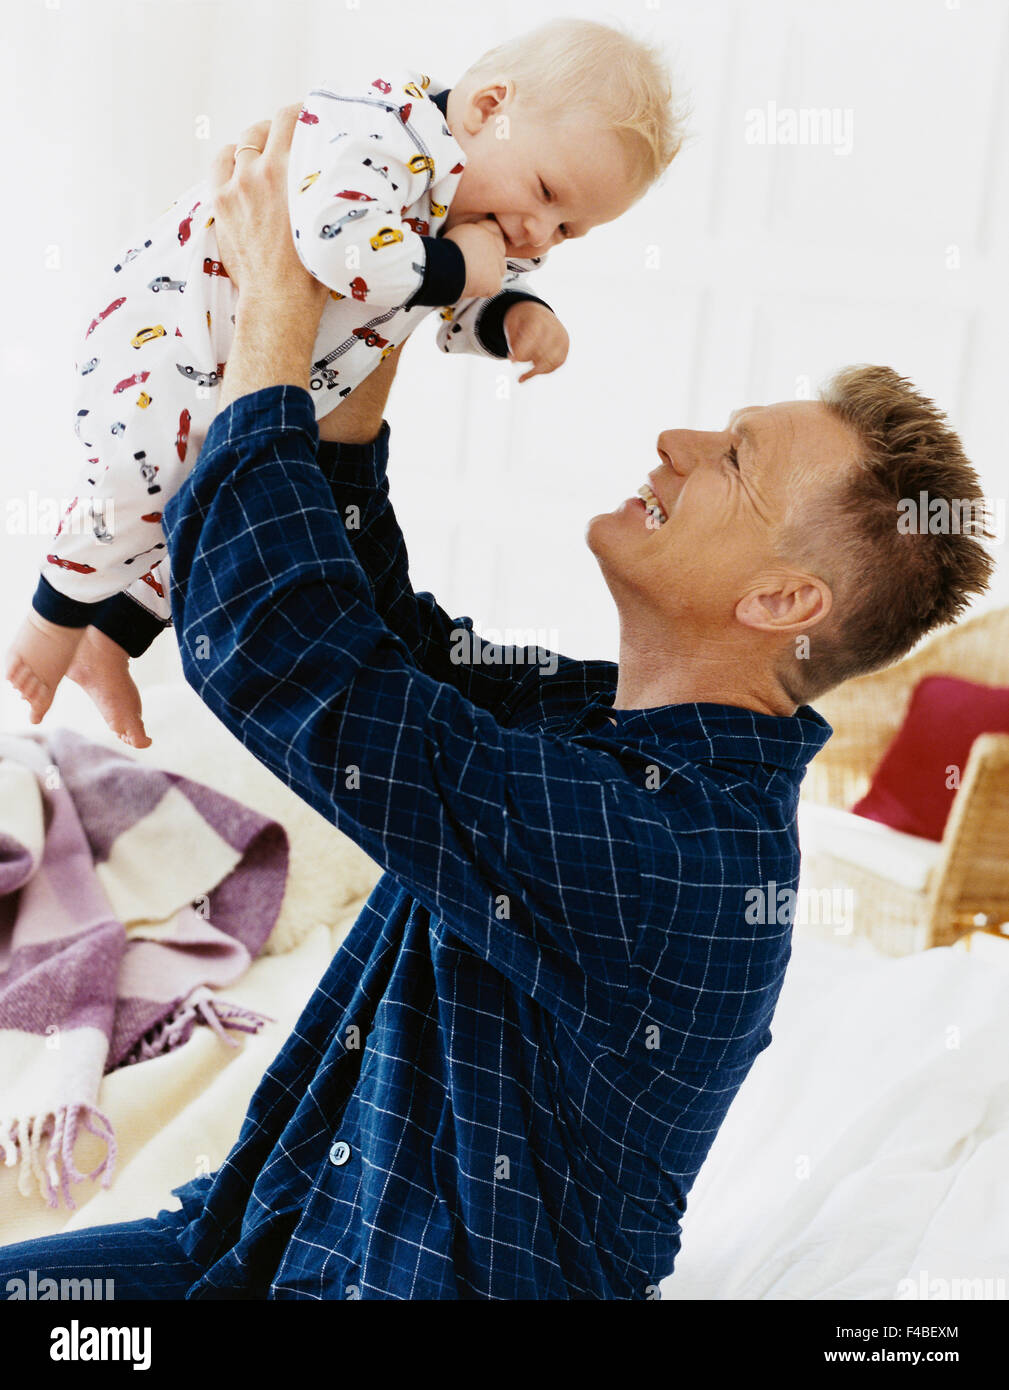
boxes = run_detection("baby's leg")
[5,611,87,724]
[65,625,151,748]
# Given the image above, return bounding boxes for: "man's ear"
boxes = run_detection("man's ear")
[735,572,832,634]
[464,77,515,134]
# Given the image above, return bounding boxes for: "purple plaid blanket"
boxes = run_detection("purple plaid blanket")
[0,728,288,1208]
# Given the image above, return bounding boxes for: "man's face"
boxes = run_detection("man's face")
[586,400,860,638]
[443,84,638,258]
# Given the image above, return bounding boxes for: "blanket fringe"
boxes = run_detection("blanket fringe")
[0,1105,116,1210]
[121,986,275,1066]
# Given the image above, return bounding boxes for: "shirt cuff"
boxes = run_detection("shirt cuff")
[203,385,320,465]
[475,290,553,358]
[316,418,392,487]
[405,235,466,309]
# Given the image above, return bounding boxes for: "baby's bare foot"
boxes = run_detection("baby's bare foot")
[5,611,86,724]
[65,626,151,749]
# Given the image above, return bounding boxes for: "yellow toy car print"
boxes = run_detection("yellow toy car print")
[137,391,152,409]
[429,200,447,218]
[370,226,404,251]
[408,154,435,176]
[301,171,321,192]
[131,325,166,349]
[440,306,454,321]
[404,83,426,100]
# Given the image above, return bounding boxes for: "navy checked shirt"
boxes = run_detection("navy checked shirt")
[161,386,832,1300]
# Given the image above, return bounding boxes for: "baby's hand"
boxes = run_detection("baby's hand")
[504,302,570,383]
[444,219,507,300]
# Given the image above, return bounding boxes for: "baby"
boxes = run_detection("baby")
[6,18,683,746]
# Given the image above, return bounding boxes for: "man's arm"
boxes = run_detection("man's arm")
[165,113,645,1042]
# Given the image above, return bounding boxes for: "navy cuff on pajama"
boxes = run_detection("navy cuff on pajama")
[32,575,168,656]
[32,574,102,628]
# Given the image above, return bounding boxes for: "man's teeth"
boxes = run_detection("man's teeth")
[636,484,668,526]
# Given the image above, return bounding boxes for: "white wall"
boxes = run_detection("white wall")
[2,0,1007,735]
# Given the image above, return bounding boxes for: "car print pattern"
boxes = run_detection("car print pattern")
[41,65,545,629]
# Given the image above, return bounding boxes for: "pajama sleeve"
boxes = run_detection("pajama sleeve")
[288,80,467,310]
[312,423,568,719]
[162,387,645,1030]
[436,260,555,359]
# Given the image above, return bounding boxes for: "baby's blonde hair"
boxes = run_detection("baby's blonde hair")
[459,18,687,196]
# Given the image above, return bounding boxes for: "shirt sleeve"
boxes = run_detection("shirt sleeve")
[313,424,565,720]
[162,387,643,1037]
[436,259,555,359]
[289,82,466,309]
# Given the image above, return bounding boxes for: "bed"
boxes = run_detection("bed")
[2,680,1005,1299]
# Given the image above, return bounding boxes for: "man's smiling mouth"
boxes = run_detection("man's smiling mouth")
[636,483,668,526]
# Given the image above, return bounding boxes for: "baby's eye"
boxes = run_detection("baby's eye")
[540,180,552,201]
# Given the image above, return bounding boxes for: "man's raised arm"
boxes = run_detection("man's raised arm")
[161,112,647,1045]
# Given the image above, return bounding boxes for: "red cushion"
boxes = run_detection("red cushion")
[851,675,1009,842]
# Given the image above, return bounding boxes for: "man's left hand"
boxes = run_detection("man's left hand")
[210,106,329,317]
[504,302,570,384]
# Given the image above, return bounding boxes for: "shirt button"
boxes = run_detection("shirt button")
[329,1140,352,1167]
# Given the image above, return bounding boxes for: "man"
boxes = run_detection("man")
[0,111,991,1299]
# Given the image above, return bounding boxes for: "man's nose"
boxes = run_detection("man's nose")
[656,431,689,475]
[656,430,717,475]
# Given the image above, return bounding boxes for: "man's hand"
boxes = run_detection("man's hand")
[504,301,570,384]
[443,219,508,300]
[210,108,330,408]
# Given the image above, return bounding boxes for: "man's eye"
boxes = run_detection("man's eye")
[725,445,740,469]
[559,224,570,238]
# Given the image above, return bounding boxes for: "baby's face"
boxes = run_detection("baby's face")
[443,87,638,260]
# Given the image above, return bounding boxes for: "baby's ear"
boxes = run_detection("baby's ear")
[466,78,514,132]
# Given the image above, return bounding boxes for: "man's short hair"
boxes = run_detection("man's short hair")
[459,18,688,197]
[778,364,993,702]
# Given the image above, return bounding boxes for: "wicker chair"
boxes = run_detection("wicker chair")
[799,605,1009,956]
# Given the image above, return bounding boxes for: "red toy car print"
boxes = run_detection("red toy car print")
[450,162,464,175]
[113,369,150,395]
[298,109,319,125]
[86,297,126,338]
[139,568,165,598]
[350,276,368,301]
[399,103,412,124]
[335,190,375,202]
[372,78,391,94]
[177,202,201,247]
[403,217,429,236]
[203,257,229,278]
[46,554,95,575]
[140,512,163,523]
[352,326,389,349]
[176,408,191,462]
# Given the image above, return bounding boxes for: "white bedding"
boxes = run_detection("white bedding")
[662,933,1009,1299]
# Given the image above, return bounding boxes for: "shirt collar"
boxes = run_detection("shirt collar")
[578,692,832,774]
